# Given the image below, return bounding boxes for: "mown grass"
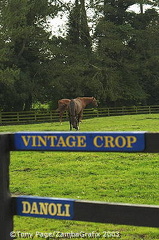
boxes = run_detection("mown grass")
[1,114,159,240]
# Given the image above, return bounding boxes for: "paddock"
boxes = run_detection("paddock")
[1,131,159,240]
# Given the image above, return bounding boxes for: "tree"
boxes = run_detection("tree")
[67,0,92,49]
[0,0,59,110]
[92,0,147,106]
[129,7,159,104]
[45,0,95,107]
[1,0,159,110]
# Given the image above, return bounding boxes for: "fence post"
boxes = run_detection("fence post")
[35,111,37,122]
[108,108,110,116]
[97,109,99,118]
[149,106,151,114]
[17,112,20,122]
[0,134,13,240]
[50,111,53,121]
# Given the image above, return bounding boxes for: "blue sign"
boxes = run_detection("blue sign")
[16,196,74,220]
[14,131,145,152]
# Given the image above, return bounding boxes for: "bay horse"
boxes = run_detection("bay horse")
[68,97,98,130]
[56,99,71,124]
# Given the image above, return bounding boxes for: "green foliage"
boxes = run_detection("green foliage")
[92,0,159,106]
[0,0,159,110]
[67,0,92,48]
[129,8,159,105]
[0,0,59,110]
[0,68,23,111]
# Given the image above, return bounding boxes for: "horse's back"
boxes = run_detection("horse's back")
[68,98,83,117]
[74,98,84,113]
[58,99,70,110]
[58,99,70,105]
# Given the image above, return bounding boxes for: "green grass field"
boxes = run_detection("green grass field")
[1,114,159,240]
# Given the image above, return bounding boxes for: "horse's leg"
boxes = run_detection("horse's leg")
[59,111,62,124]
[68,113,72,130]
[76,114,81,130]
[79,110,83,123]
[59,110,64,125]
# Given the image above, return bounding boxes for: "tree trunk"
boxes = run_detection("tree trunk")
[140,3,144,14]
[24,94,32,111]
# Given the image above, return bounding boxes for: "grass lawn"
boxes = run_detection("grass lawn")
[1,114,159,240]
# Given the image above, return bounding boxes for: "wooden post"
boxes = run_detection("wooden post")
[17,112,20,122]
[149,106,151,114]
[0,112,2,124]
[107,108,110,116]
[0,134,13,240]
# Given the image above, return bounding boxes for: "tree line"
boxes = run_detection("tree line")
[0,0,159,111]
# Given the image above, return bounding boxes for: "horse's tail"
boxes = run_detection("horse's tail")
[68,100,78,130]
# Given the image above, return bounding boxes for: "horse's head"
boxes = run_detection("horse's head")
[92,97,98,107]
